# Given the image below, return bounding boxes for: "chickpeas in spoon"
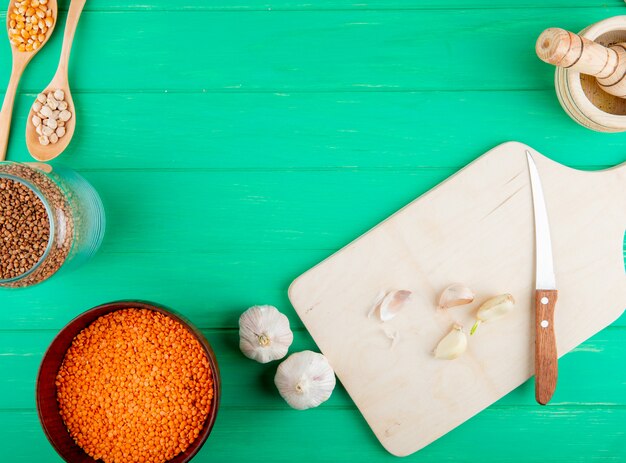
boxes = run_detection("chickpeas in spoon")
[26,0,85,161]
[0,0,57,161]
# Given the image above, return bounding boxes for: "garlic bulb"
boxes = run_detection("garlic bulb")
[434,324,467,360]
[275,351,336,410]
[438,283,475,309]
[239,305,293,363]
[369,290,412,321]
[470,294,515,335]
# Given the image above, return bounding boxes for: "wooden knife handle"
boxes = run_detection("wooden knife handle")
[535,289,558,405]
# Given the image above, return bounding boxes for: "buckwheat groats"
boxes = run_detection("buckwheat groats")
[56,309,214,463]
[0,163,72,287]
[0,177,50,280]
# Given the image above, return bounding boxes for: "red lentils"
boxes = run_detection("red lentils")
[56,309,214,463]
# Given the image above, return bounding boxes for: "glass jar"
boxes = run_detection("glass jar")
[0,161,105,288]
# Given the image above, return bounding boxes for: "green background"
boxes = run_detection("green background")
[1,0,625,461]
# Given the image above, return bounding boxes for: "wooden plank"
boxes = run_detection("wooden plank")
[4,92,626,170]
[52,169,456,254]
[0,328,623,410]
[0,249,623,330]
[0,250,332,330]
[86,170,626,257]
[1,407,625,462]
[56,0,626,11]
[0,9,621,92]
[0,248,622,331]
[0,168,621,330]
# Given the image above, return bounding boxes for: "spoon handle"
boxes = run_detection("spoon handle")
[0,57,28,161]
[56,0,87,74]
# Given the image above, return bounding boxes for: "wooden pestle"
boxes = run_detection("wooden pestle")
[536,27,626,98]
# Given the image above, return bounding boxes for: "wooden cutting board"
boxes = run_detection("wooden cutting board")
[288,141,626,457]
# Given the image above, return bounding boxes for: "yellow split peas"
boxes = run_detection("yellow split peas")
[7,0,54,52]
[56,309,214,463]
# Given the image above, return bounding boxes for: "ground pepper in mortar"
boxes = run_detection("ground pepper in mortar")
[0,178,50,280]
[56,309,214,463]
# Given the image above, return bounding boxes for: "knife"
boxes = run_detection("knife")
[526,150,558,405]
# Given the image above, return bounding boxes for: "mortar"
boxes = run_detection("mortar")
[553,16,626,132]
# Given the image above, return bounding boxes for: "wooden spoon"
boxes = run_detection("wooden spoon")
[0,0,58,161]
[26,0,85,161]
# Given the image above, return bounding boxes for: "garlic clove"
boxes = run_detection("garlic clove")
[434,324,467,360]
[438,283,475,309]
[367,291,386,318]
[379,290,411,321]
[239,305,294,363]
[471,294,515,335]
[477,294,515,321]
[369,290,412,321]
[275,350,336,410]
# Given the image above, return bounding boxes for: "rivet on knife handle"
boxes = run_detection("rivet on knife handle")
[535,289,558,405]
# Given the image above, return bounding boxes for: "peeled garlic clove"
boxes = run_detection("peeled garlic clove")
[471,294,515,335]
[477,293,515,321]
[438,283,474,309]
[434,324,467,360]
[239,305,294,363]
[275,351,336,410]
[370,290,412,321]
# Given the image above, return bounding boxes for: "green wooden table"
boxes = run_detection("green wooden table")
[1,0,625,461]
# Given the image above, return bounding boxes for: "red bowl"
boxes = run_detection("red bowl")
[36,301,221,463]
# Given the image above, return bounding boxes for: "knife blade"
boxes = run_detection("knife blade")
[526,150,558,405]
